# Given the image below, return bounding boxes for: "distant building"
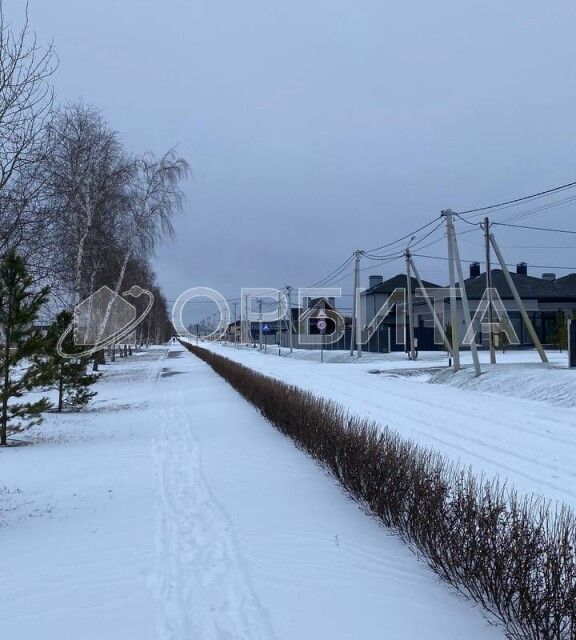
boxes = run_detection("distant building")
[227,296,341,343]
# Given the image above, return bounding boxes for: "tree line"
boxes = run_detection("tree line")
[0,5,188,444]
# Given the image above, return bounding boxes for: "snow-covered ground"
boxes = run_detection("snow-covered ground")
[198,341,576,510]
[0,344,504,639]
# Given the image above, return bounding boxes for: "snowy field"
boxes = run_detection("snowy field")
[0,344,504,639]
[198,341,576,510]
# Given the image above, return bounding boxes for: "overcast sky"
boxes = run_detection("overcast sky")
[7,0,576,322]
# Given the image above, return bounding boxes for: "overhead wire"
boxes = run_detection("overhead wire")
[492,222,576,235]
[455,179,576,216]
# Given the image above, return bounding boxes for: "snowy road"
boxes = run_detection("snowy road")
[200,343,576,510]
[0,345,502,639]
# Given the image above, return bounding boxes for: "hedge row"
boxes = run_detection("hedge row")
[185,344,575,640]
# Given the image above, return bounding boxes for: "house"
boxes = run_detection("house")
[362,274,443,351]
[362,263,576,351]
[454,262,576,346]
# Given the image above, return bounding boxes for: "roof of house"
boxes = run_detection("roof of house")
[362,269,576,302]
[363,274,441,295]
[460,269,576,300]
[556,273,576,288]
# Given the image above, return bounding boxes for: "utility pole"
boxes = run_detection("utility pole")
[443,210,460,372]
[405,248,417,360]
[286,285,293,353]
[258,298,263,350]
[484,217,496,364]
[233,301,237,347]
[243,292,250,345]
[350,250,362,357]
[449,217,481,377]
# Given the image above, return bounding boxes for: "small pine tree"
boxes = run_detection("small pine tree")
[0,251,51,445]
[41,311,98,412]
[554,309,568,351]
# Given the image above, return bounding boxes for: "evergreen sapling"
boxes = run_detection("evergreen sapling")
[0,251,51,445]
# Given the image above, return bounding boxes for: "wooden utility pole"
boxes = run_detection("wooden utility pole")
[349,250,362,356]
[449,217,481,377]
[258,298,263,349]
[443,210,461,371]
[484,217,496,364]
[405,249,417,360]
[243,292,250,344]
[286,285,293,353]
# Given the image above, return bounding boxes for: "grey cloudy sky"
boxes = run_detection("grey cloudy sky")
[8,0,576,322]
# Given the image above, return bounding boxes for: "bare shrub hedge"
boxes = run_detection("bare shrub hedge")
[185,344,575,640]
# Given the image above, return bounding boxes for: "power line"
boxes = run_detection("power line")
[453,212,482,226]
[328,254,404,286]
[308,254,355,288]
[413,253,576,272]
[500,193,576,224]
[492,222,576,235]
[456,179,576,215]
[363,216,441,254]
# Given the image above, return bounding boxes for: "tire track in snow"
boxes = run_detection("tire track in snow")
[298,373,576,504]
[152,397,276,640]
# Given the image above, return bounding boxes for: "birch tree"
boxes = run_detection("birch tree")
[45,104,131,303]
[0,1,56,260]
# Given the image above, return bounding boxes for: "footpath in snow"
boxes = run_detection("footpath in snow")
[0,344,503,639]
[198,342,576,511]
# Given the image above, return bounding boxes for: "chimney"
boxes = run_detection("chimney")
[516,262,528,276]
[327,296,336,308]
[369,275,383,289]
[469,261,481,278]
[542,272,556,282]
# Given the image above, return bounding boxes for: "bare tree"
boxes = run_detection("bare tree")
[44,104,131,303]
[0,1,56,255]
[109,150,189,297]
[41,104,188,360]
[92,149,187,358]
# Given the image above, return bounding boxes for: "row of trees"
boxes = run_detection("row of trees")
[0,5,187,444]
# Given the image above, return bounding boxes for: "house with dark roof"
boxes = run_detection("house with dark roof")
[362,274,443,351]
[454,262,576,346]
[362,264,576,351]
